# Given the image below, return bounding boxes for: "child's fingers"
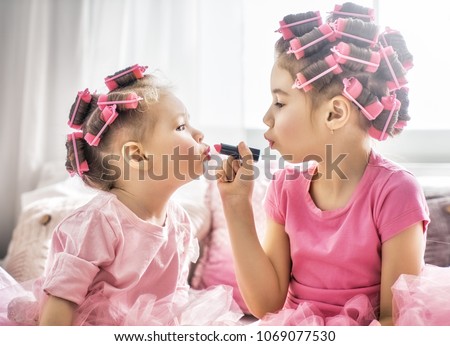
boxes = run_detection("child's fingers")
[232,159,241,174]
[223,155,237,182]
[215,168,225,182]
[237,141,254,164]
[235,142,255,180]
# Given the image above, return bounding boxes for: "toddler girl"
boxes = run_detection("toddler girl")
[0,64,242,326]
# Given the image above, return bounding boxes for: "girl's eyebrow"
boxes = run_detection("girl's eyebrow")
[180,107,190,120]
[176,112,190,122]
[272,88,289,95]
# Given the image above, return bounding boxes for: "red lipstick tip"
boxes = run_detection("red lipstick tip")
[213,144,222,153]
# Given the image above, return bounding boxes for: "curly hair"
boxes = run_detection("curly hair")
[274,2,413,140]
[65,67,171,190]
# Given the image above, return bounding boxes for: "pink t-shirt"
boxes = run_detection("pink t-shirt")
[264,150,429,317]
[42,191,197,310]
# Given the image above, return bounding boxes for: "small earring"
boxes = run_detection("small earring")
[330,128,334,135]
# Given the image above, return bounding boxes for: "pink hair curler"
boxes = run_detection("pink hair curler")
[329,4,375,21]
[379,28,414,71]
[68,132,89,176]
[84,105,119,146]
[394,120,407,129]
[292,55,343,92]
[288,23,336,59]
[275,12,322,40]
[331,42,380,72]
[368,93,401,141]
[342,77,383,120]
[379,46,408,91]
[97,92,143,110]
[333,18,379,47]
[104,64,148,91]
[68,89,92,129]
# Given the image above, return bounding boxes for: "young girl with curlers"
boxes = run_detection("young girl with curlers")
[217,2,450,325]
[0,64,242,326]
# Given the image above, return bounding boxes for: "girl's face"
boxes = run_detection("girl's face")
[143,92,209,184]
[263,64,327,163]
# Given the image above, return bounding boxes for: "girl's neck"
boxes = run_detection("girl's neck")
[111,182,174,226]
[309,143,371,211]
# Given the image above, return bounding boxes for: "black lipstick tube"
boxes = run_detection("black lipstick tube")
[216,143,260,162]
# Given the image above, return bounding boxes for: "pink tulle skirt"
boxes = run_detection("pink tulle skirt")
[2,265,450,326]
[0,268,243,326]
[392,265,450,326]
[75,285,244,326]
[0,270,39,326]
[258,265,450,326]
[258,294,378,326]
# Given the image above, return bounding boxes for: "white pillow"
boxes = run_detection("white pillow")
[2,196,93,282]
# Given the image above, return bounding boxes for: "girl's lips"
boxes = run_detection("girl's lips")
[264,134,274,148]
[203,146,211,161]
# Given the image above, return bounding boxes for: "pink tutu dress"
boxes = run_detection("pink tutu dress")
[392,265,450,326]
[0,191,243,326]
[259,151,439,326]
[258,294,378,326]
[258,265,450,326]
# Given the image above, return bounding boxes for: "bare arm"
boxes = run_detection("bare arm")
[223,198,291,318]
[378,222,425,325]
[217,142,291,318]
[39,295,76,326]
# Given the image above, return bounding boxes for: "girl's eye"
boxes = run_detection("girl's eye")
[274,102,284,108]
[176,124,186,131]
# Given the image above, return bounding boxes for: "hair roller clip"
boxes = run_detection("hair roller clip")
[342,77,383,120]
[331,42,380,73]
[293,55,342,92]
[275,12,322,40]
[104,64,148,91]
[379,46,408,91]
[68,89,92,129]
[288,23,336,59]
[394,120,407,130]
[68,132,89,176]
[97,92,143,111]
[333,18,379,47]
[379,28,414,71]
[379,27,397,47]
[84,105,119,146]
[329,4,375,21]
[368,94,401,141]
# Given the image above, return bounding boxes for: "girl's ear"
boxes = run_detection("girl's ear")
[121,141,148,170]
[326,95,352,132]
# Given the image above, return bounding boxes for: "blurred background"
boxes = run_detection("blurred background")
[1,0,449,257]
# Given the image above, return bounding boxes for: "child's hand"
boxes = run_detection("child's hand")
[216,141,255,202]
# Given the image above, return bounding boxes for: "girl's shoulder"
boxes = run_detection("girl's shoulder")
[62,191,118,219]
[368,151,422,192]
[53,191,122,237]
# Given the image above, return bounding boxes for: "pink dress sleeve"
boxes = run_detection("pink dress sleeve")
[42,210,118,305]
[375,170,430,242]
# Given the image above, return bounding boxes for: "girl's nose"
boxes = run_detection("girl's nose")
[193,127,204,143]
[263,110,273,127]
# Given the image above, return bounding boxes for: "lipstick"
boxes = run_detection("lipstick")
[214,143,260,162]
